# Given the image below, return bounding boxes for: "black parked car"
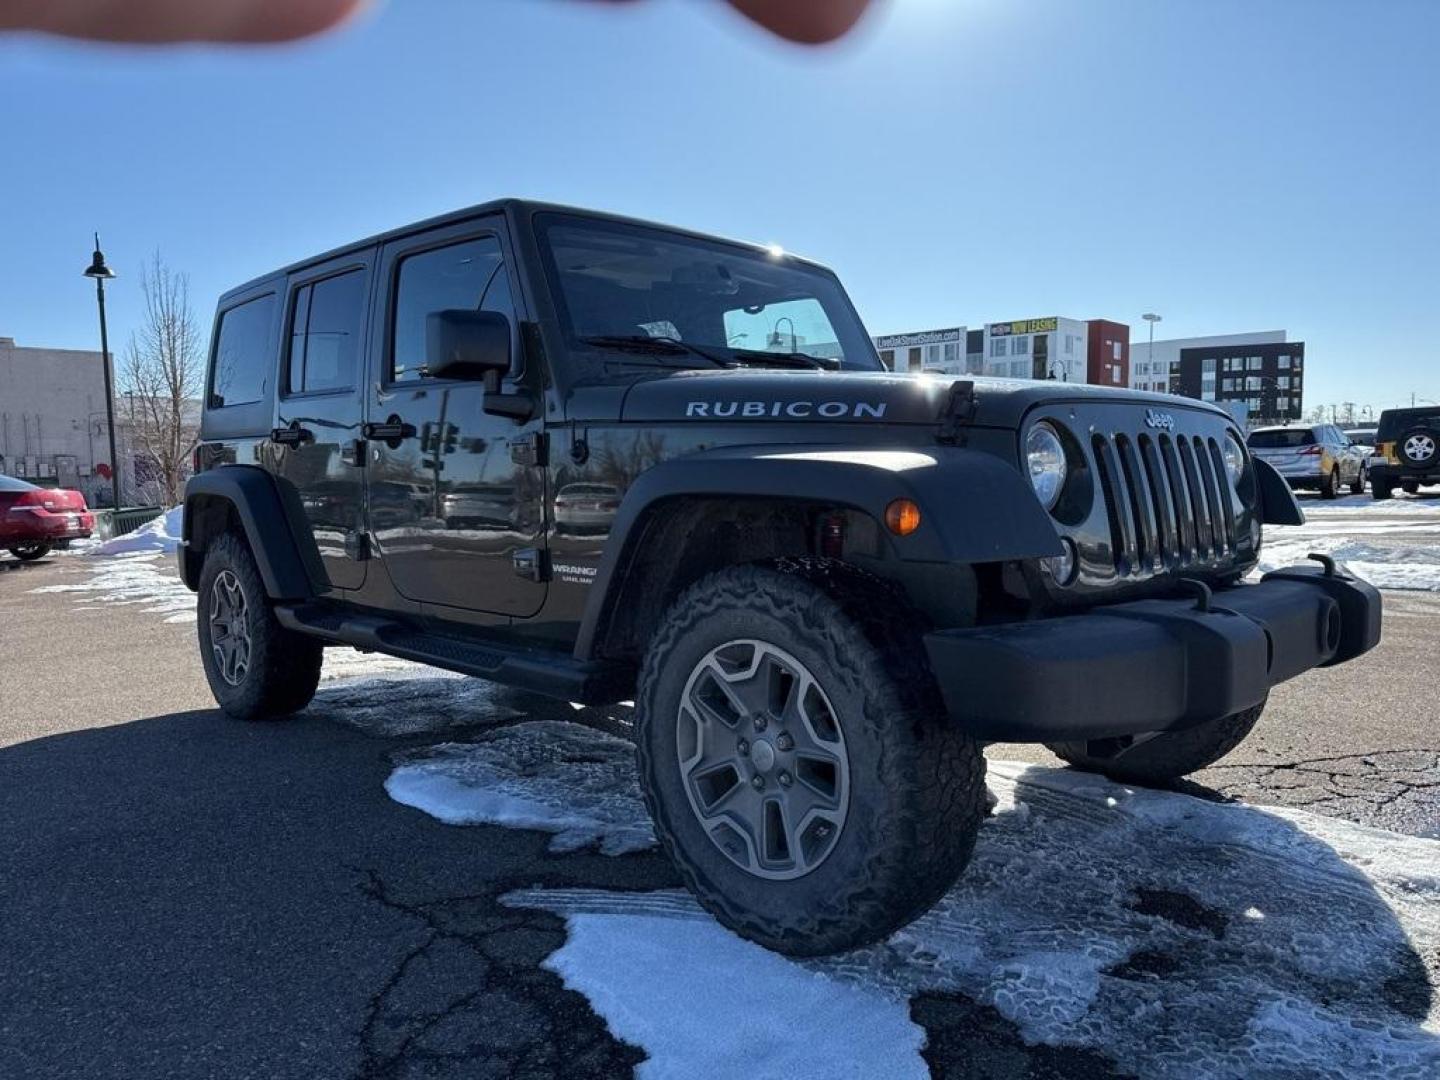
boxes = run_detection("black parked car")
[179,200,1382,956]
[1372,407,1440,499]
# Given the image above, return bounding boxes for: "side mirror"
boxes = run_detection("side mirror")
[426,309,511,385]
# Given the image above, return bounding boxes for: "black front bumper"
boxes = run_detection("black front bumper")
[924,563,1382,742]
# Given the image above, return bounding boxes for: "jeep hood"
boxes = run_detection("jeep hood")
[605,369,1230,430]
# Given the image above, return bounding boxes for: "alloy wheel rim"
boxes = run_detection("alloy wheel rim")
[209,570,252,687]
[1404,434,1435,462]
[676,640,851,881]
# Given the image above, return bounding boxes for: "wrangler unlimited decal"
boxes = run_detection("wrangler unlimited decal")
[685,400,889,419]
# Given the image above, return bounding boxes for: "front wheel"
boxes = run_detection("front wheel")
[8,542,52,561]
[635,560,987,956]
[1350,464,1367,495]
[1373,476,1395,500]
[1046,699,1265,786]
[197,532,323,720]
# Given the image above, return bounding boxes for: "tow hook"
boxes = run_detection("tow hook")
[1176,578,1214,613]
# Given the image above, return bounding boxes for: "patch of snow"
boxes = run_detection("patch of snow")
[91,505,183,555]
[29,551,196,622]
[423,724,1440,1079]
[386,721,653,854]
[532,910,927,1080]
[1255,498,1440,590]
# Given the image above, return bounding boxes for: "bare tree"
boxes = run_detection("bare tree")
[120,253,204,505]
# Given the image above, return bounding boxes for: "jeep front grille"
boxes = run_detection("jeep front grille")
[1090,431,1236,576]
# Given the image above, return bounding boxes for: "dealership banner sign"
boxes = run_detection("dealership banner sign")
[989,317,1058,337]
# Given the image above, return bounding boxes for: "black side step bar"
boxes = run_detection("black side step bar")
[274,603,633,705]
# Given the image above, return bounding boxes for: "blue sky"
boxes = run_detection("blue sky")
[2,0,1436,412]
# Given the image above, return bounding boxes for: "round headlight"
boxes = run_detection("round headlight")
[1222,434,1245,486]
[1026,423,1068,510]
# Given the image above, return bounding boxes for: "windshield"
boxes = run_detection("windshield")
[536,214,882,371]
[1248,429,1316,449]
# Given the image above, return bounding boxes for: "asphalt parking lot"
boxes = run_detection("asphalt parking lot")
[1,509,1436,1078]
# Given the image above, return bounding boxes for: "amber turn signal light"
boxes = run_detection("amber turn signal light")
[885,498,921,536]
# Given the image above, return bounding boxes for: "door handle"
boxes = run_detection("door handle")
[271,424,314,446]
[362,416,417,446]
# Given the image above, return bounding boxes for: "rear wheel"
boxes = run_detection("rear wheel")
[1350,464,1367,495]
[1373,476,1395,500]
[1403,479,1421,495]
[8,542,52,561]
[1320,467,1339,500]
[197,531,323,720]
[1046,700,1265,786]
[635,559,986,956]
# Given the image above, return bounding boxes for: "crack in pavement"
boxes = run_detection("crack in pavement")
[350,868,647,1080]
[1199,748,1440,837]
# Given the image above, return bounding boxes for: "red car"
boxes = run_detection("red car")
[0,475,95,560]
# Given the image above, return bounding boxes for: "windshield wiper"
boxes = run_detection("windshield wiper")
[730,348,840,371]
[578,335,730,369]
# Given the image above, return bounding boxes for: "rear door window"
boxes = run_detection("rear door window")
[287,269,367,395]
[210,294,277,408]
[1248,429,1316,449]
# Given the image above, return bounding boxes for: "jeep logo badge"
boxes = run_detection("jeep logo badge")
[1144,408,1176,431]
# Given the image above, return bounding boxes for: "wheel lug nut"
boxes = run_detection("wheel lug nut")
[751,776,765,790]
[778,771,792,787]
[753,715,768,732]
[776,733,794,751]
[737,739,749,755]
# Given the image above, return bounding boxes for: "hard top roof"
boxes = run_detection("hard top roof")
[216,199,831,307]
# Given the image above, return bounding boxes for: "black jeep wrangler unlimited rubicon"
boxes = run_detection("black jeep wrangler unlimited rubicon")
[181,201,1382,956]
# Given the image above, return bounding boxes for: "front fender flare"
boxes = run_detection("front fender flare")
[180,466,322,599]
[1253,458,1305,526]
[574,444,1062,659]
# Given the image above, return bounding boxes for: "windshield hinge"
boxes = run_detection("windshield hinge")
[936,380,978,445]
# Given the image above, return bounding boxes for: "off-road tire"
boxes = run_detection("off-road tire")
[1046,699,1266,786]
[1373,476,1394,500]
[197,531,323,721]
[1350,465,1367,495]
[635,558,987,957]
[8,542,52,561]
[1320,467,1339,500]
[1402,479,1421,495]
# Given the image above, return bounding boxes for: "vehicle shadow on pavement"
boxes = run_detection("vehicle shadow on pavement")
[0,700,675,1080]
[2,680,1435,1080]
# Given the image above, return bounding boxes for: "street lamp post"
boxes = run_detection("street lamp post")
[1142,312,1162,391]
[83,236,120,510]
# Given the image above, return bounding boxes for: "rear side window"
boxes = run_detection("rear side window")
[1248,429,1316,449]
[390,237,513,382]
[288,269,367,395]
[210,295,276,408]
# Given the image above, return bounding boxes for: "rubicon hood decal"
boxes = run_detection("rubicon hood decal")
[608,369,1231,428]
[685,400,888,419]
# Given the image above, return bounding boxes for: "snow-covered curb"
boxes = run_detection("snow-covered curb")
[91,505,183,556]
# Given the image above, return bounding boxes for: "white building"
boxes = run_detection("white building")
[982,317,1088,382]
[1129,330,1286,394]
[873,327,968,375]
[0,335,133,506]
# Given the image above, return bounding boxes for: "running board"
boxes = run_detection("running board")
[274,603,633,705]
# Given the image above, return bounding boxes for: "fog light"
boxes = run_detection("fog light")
[1043,537,1078,585]
[885,498,922,536]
